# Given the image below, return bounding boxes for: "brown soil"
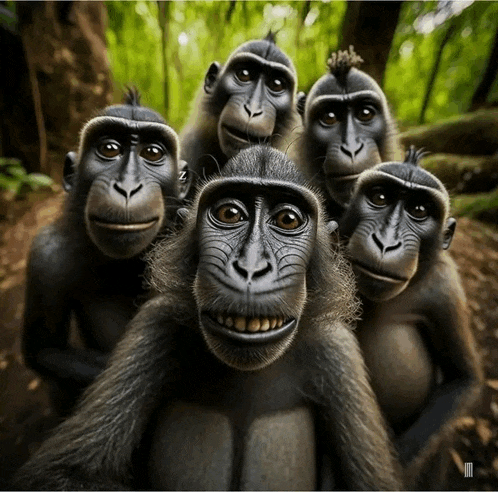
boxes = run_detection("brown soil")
[1,192,498,489]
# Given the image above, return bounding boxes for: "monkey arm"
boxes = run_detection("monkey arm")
[15,297,184,490]
[395,256,484,468]
[22,229,107,387]
[298,320,404,491]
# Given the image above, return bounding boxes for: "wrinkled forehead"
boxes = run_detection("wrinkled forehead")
[234,40,294,68]
[309,68,382,99]
[355,162,450,216]
[196,177,321,217]
[78,116,179,161]
[99,104,166,124]
[225,40,297,80]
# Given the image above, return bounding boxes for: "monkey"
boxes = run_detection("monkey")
[22,88,190,416]
[292,46,403,218]
[338,147,483,487]
[14,146,403,491]
[180,32,302,197]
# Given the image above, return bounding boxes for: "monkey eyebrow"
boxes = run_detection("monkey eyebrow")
[224,52,296,83]
[309,91,382,110]
[78,117,179,161]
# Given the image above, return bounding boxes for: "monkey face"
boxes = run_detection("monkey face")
[192,176,318,370]
[205,50,296,160]
[302,70,390,207]
[70,118,182,259]
[340,163,454,302]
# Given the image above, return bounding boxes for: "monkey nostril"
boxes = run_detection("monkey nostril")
[233,261,248,279]
[113,182,128,198]
[243,104,252,117]
[252,261,272,279]
[354,142,364,157]
[129,183,143,198]
[340,145,353,158]
[372,233,384,253]
[384,242,402,253]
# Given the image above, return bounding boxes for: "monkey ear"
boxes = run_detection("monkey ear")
[326,220,339,234]
[204,62,221,94]
[177,160,192,201]
[442,217,457,250]
[63,151,77,192]
[296,91,307,117]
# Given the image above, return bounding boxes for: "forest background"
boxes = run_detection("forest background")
[1,1,498,489]
[2,0,498,215]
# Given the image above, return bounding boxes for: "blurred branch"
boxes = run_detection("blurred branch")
[418,21,457,125]
[295,0,310,49]
[225,1,236,23]
[469,26,498,112]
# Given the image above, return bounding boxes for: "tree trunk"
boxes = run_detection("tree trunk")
[10,1,113,180]
[157,1,171,119]
[338,0,403,86]
[418,22,456,125]
[0,11,40,175]
[225,1,236,23]
[295,1,311,49]
[469,27,498,112]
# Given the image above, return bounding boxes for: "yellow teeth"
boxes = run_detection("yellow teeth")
[214,314,289,333]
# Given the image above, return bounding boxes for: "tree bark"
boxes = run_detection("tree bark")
[418,22,456,125]
[469,27,498,112]
[11,1,113,180]
[338,0,403,86]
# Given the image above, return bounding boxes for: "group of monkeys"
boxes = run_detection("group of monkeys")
[13,34,483,490]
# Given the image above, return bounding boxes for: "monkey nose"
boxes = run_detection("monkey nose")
[232,258,272,282]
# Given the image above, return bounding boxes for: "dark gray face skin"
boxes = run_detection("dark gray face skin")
[301,68,392,207]
[340,164,456,302]
[193,179,318,370]
[204,39,297,159]
[65,116,187,259]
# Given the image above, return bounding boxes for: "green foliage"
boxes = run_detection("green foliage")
[385,1,498,126]
[105,1,346,131]
[452,189,498,219]
[0,158,54,197]
[105,1,498,131]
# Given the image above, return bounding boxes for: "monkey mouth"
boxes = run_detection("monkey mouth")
[90,217,159,232]
[202,312,296,344]
[223,125,270,145]
[352,261,408,284]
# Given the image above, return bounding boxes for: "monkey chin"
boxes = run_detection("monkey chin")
[325,175,360,208]
[86,218,161,259]
[199,313,298,371]
[352,263,410,302]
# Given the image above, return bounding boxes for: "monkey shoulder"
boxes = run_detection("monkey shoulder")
[27,222,82,289]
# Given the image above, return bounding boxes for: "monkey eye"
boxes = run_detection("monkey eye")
[406,202,430,220]
[320,111,338,126]
[140,144,165,163]
[356,106,376,122]
[366,186,390,207]
[97,141,121,159]
[236,68,253,83]
[268,78,285,93]
[215,204,246,224]
[273,208,304,231]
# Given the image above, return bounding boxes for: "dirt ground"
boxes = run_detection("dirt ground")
[1,189,498,490]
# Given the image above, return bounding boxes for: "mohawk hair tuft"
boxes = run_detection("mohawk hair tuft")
[404,146,429,167]
[123,86,142,107]
[264,29,277,44]
[327,46,364,82]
